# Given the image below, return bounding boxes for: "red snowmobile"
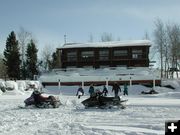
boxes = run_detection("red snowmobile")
[24,91,61,108]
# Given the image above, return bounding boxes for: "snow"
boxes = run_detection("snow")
[161,79,180,88]
[60,40,151,49]
[39,67,161,83]
[0,79,180,135]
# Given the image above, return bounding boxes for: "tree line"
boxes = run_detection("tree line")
[1,18,180,80]
[0,29,58,80]
[89,19,180,79]
[154,19,180,78]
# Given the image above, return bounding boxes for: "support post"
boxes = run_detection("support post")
[106,77,109,89]
[153,77,155,90]
[58,79,61,95]
[129,76,132,91]
[82,81,84,89]
[58,79,61,89]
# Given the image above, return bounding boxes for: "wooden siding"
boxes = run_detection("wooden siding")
[58,46,150,68]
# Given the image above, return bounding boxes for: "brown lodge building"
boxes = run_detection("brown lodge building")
[57,40,151,69]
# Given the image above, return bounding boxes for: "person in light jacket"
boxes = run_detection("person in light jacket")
[123,83,128,96]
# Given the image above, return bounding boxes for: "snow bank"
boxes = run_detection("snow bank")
[5,81,17,91]
[0,80,6,93]
[3,81,25,95]
[1,78,180,98]
[0,89,2,95]
[16,81,27,92]
[157,92,180,99]
[25,80,42,90]
[125,85,150,95]
[161,79,180,89]
[40,67,161,83]
[0,80,42,96]
[0,81,6,87]
[43,79,180,101]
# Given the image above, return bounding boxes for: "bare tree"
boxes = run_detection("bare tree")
[101,32,113,42]
[153,19,167,78]
[117,37,121,41]
[144,31,156,67]
[154,18,180,79]
[18,27,32,79]
[18,27,32,62]
[41,44,54,71]
[166,23,180,78]
[143,31,150,40]
[88,33,94,42]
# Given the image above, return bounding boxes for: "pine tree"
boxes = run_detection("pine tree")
[3,31,21,80]
[26,39,38,79]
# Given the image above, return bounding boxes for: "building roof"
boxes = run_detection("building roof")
[59,40,151,49]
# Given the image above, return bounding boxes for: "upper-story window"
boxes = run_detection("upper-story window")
[99,50,109,60]
[114,50,128,57]
[132,49,142,59]
[81,51,94,59]
[67,51,77,62]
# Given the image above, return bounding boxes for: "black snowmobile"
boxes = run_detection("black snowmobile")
[24,91,62,108]
[141,89,158,95]
[82,94,127,109]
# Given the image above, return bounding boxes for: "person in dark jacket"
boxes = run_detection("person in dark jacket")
[102,85,108,96]
[112,82,121,97]
[76,86,84,99]
[89,84,95,97]
[95,88,103,97]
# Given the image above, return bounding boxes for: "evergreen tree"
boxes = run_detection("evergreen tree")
[3,31,21,79]
[26,39,38,79]
[0,54,7,79]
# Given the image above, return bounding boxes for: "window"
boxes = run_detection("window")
[132,49,142,59]
[66,66,76,68]
[114,50,128,57]
[82,66,93,68]
[99,50,109,60]
[67,51,77,62]
[100,65,109,68]
[81,51,94,58]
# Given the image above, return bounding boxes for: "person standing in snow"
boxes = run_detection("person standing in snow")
[76,86,84,99]
[123,83,128,96]
[95,88,103,97]
[102,85,108,96]
[112,82,121,97]
[89,84,95,97]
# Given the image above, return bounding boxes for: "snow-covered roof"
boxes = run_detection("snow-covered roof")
[59,40,151,49]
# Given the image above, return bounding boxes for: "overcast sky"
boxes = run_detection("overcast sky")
[1,0,180,53]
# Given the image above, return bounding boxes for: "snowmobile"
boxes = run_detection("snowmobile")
[81,94,127,109]
[141,89,158,95]
[24,91,62,108]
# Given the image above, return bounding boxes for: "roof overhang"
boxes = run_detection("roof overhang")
[58,40,151,49]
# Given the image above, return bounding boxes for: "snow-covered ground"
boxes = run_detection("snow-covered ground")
[0,79,180,135]
[39,67,161,84]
